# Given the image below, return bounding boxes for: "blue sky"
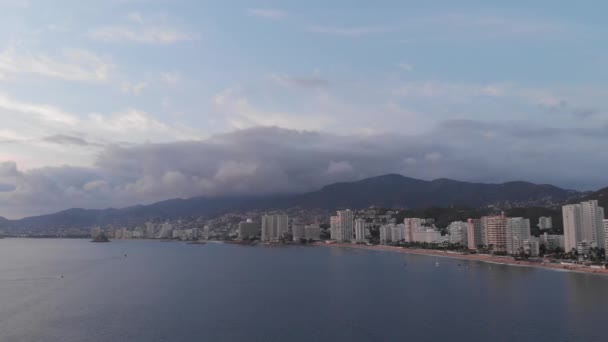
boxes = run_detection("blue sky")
[1,0,608,217]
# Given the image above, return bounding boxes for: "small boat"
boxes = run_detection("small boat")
[435,261,440,267]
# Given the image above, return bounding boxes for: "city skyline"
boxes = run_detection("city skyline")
[2,1,608,218]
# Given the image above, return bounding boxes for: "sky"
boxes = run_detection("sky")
[0,0,608,218]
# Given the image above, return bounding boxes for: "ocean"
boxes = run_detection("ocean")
[0,238,606,342]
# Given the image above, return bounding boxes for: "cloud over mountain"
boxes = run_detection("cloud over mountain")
[1,124,607,218]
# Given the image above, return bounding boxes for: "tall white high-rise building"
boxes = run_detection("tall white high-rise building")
[562,200,605,252]
[336,210,354,242]
[562,204,582,252]
[354,219,366,242]
[581,200,605,248]
[261,214,289,242]
[448,221,468,245]
[506,217,531,255]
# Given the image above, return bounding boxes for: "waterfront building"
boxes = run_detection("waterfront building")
[203,225,210,240]
[304,224,321,241]
[292,222,306,241]
[391,224,408,242]
[604,220,608,260]
[330,216,340,240]
[354,219,366,242]
[380,224,393,245]
[466,219,484,250]
[448,221,468,246]
[539,233,565,250]
[562,200,605,252]
[122,229,133,239]
[486,214,507,253]
[158,222,173,239]
[581,200,605,249]
[523,238,540,257]
[238,219,260,240]
[506,217,531,255]
[172,230,183,239]
[563,204,582,252]
[337,210,354,242]
[177,228,200,241]
[145,222,156,239]
[261,214,289,242]
[412,229,442,244]
[403,218,423,242]
[115,229,123,239]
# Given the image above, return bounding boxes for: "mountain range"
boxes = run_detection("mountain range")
[0,174,594,231]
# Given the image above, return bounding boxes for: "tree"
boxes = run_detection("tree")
[539,244,547,257]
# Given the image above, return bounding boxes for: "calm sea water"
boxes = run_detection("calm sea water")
[0,238,607,342]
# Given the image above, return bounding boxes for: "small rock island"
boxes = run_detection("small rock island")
[91,233,110,243]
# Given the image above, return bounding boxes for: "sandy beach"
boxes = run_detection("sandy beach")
[318,243,608,276]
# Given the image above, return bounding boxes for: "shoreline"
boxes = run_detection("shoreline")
[317,243,608,276]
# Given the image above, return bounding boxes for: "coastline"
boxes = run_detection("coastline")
[317,243,608,276]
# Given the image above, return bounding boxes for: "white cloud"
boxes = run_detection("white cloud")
[121,81,148,95]
[86,108,199,140]
[213,88,330,131]
[0,48,114,83]
[161,71,181,87]
[248,8,287,20]
[90,25,195,44]
[0,92,203,171]
[0,92,78,125]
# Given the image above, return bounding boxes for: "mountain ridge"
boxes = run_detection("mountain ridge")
[0,174,586,231]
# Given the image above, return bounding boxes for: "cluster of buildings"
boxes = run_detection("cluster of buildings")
[562,200,607,256]
[379,219,442,245]
[87,199,607,262]
[373,213,566,258]
[465,214,540,256]
[237,214,321,242]
[91,222,210,241]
